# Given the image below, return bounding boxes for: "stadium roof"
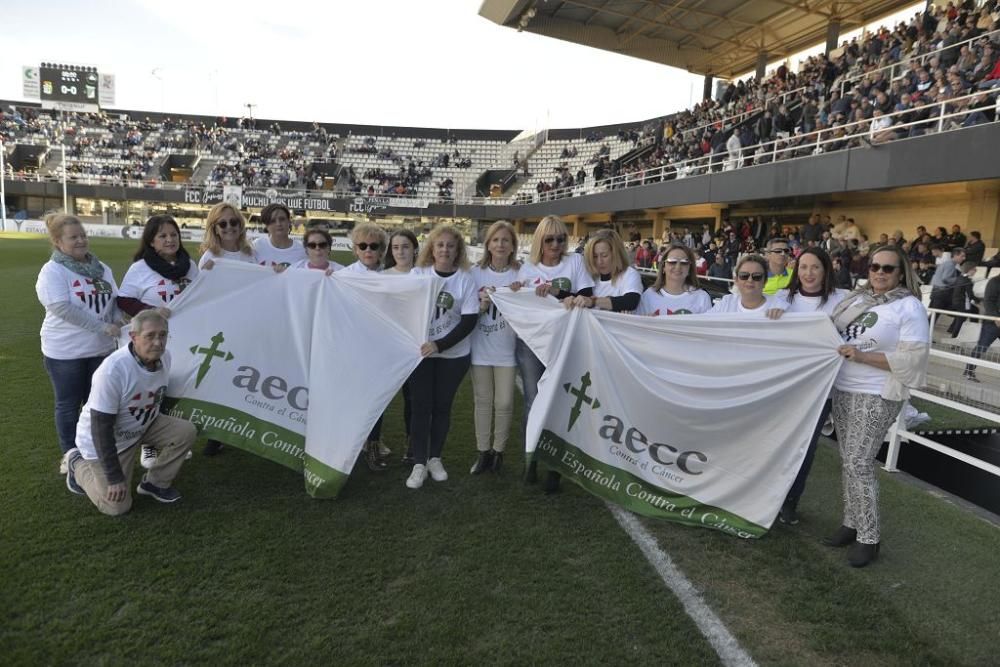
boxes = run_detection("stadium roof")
[479,0,918,79]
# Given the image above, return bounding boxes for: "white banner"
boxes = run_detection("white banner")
[156,262,439,496]
[22,66,40,99]
[98,73,115,107]
[492,291,844,537]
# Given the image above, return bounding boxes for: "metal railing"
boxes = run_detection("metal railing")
[838,27,1000,97]
[675,84,811,141]
[884,307,1000,478]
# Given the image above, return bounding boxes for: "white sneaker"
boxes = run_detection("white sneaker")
[377,441,392,458]
[140,445,158,470]
[185,450,193,460]
[427,457,448,482]
[59,452,69,475]
[406,464,428,489]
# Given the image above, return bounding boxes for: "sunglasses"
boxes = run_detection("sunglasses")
[665,258,690,265]
[543,235,567,245]
[869,263,898,274]
[216,219,241,229]
[306,242,330,250]
[737,272,765,281]
[356,242,381,251]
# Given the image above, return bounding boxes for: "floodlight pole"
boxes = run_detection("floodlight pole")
[61,141,68,213]
[0,139,7,231]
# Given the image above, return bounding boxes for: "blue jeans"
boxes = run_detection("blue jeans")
[43,354,108,454]
[966,321,1000,373]
[785,398,833,507]
[515,337,545,445]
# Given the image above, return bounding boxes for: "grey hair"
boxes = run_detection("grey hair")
[131,309,168,335]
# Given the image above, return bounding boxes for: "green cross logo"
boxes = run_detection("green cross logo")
[189,332,234,388]
[563,371,601,431]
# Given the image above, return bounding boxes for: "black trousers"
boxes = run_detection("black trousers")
[408,355,471,464]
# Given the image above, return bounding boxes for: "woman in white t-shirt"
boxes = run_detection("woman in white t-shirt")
[252,203,306,268]
[291,228,344,274]
[36,214,123,475]
[197,203,258,269]
[708,254,786,315]
[516,215,595,492]
[769,247,849,525]
[383,229,420,462]
[343,223,386,275]
[824,245,929,567]
[469,221,521,476]
[637,244,712,316]
[117,215,199,317]
[406,226,479,489]
[567,230,643,313]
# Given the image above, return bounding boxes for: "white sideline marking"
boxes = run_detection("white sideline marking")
[516,375,753,665]
[608,504,756,667]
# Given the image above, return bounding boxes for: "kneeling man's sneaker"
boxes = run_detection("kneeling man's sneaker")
[137,478,181,503]
[65,449,84,496]
[140,445,159,470]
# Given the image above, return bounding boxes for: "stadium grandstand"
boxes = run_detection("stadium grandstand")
[4,3,1000,663]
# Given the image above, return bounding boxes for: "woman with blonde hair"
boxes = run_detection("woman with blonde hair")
[517,215,594,491]
[567,229,643,312]
[405,226,479,489]
[637,243,711,316]
[36,213,123,486]
[198,203,257,268]
[343,223,388,274]
[469,221,521,474]
[825,244,929,567]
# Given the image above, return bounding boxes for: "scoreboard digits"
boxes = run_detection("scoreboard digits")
[40,63,100,112]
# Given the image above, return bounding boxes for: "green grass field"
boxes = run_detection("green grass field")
[2,233,1000,665]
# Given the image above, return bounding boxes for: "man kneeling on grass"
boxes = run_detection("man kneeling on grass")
[64,309,196,515]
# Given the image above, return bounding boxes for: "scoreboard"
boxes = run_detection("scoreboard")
[40,64,100,112]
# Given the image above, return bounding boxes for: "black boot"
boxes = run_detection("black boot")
[363,440,387,472]
[777,499,799,525]
[848,541,880,567]
[525,460,538,484]
[490,451,504,474]
[543,471,562,495]
[822,525,858,548]
[470,450,494,475]
[203,439,224,456]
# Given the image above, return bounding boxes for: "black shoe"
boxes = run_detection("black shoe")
[822,525,858,548]
[490,451,504,474]
[964,369,980,383]
[777,500,799,525]
[848,541,880,568]
[525,460,538,484]
[203,439,224,456]
[470,450,494,475]
[543,471,562,495]
[363,441,387,472]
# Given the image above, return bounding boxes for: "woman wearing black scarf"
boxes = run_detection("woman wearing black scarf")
[36,214,124,489]
[117,215,198,317]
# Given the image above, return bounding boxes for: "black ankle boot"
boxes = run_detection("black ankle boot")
[490,451,503,474]
[543,471,561,494]
[822,525,857,548]
[470,450,494,475]
[203,439,224,456]
[848,541,880,567]
[525,460,538,484]
[363,440,387,472]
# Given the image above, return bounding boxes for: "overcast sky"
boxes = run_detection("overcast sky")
[0,0,704,131]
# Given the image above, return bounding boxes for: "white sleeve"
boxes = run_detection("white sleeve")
[117,262,144,299]
[898,298,931,343]
[88,362,124,415]
[198,252,215,269]
[460,274,480,315]
[636,288,655,316]
[623,268,643,295]
[35,263,69,307]
[694,290,713,314]
[574,256,596,291]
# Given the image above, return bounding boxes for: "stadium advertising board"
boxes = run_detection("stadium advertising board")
[40,64,100,113]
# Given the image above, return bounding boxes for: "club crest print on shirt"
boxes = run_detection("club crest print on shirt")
[843,311,878,342]
[434,290,455,321]
[128,386,166,426]
[157,277,191,304]
[72,277,113,313]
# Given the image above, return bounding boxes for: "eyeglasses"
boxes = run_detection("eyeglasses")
[356,242,381,251]
[664,258,690,265]
[306,242,330,250]
[737,272,765,281]
[216,219,241,229]
[768,248,790,255]
[543,235,567,245]
[869,263,899,274]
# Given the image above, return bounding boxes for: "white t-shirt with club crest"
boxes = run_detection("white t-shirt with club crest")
[36,261,120,359]
[517,254,595,296]
[75,346,171,459]
[413,266,479,359]
[342,260,381,274]
[470,265,518,366]
[709,293,787,314]
[291,259,345,272]
[834,296,929,394]
[253,237,306,268]
[198,248,258,269]
[119,259,198,308]
[776,288,850,316]
[637,287,713,316]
